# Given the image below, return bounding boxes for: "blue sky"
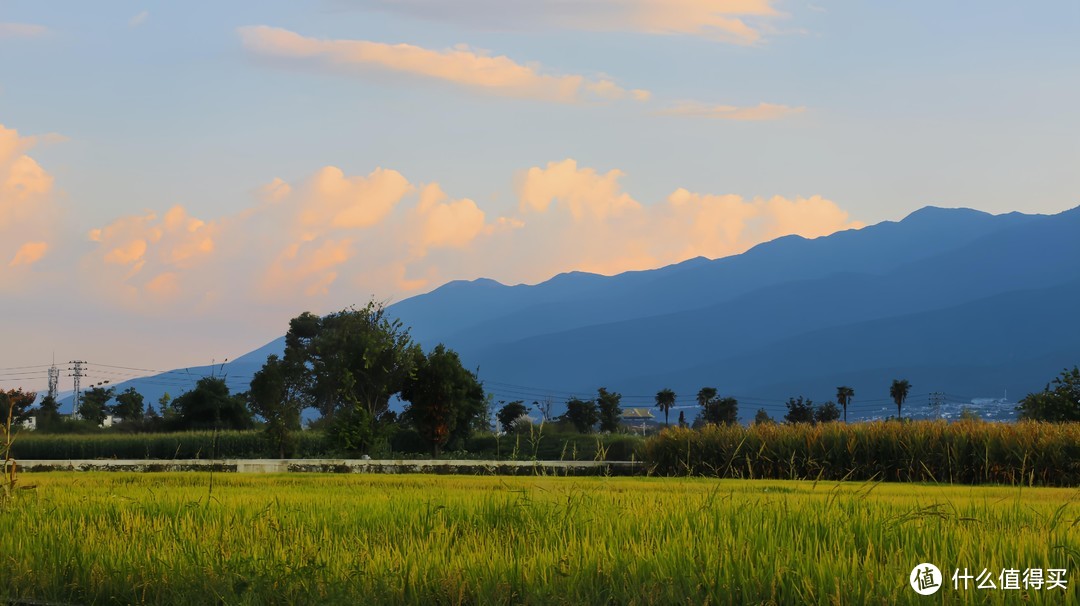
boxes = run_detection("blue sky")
[1,1,1077,388]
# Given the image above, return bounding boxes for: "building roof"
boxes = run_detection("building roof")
[621,408,655,420]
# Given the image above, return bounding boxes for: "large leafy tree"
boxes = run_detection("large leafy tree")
[815,401,841,424]
[563,398,599,434]
[596,387,622,433]
[0,388,36,426]
[79,386,115,426]
[111,387,145,422]
[715,397,739,426]
[836,386,855,423]
[497,401,529,433]
[249,354,303,457]
[654,388,676,428]
[783,396,815,424]
[171,377,253,431]
[282,302,420,424]
[1018,366,1080,422]
[400,344,485,457]
[890,379,911,420]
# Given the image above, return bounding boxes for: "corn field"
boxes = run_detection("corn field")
[1,473,1077,604]
[645,421,1080,486]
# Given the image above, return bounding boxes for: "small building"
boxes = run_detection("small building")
[620,408,655,435]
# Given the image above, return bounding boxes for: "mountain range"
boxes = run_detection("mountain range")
[66,205,1080,422]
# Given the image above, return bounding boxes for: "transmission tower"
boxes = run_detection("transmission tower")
[68,360,85,419]
[47,359,60,401]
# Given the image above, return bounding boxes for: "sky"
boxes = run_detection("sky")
[1,1,1078,392]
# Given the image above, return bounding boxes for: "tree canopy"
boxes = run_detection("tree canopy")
[400,344,485,456]
[1018,366,1080,422]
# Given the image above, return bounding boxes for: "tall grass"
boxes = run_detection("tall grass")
[1,473,1076,604]
[645,421,1080,485]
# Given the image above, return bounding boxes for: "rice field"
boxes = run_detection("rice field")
[1,473,1077,605]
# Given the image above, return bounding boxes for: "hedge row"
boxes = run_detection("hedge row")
[644,421,1080,486]
[10,431,333,460]
[10,429,644,462]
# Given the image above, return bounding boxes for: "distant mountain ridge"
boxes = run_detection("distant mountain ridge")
[79,205,1080,422]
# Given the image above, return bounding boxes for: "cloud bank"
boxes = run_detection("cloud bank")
[77,158,861,315]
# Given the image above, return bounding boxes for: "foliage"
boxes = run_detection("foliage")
[714,397,739,426]
[1018,366,1080,422]
[248,354,303,457]
[814,401,841,424]
[171,377,253,431]
[111,387,145,422]
[562,398,599,434]
[282,302,420,421]
[34,394,62,430]
[753,409,775,425]
[654,388,676,427]
[78,386,115,426]
[836,386,855,423]
[644,420,1080,485]
[696,387,718,424]
[890,379,911,419]
[497,401,529,433]
[677,410,687,428]
[783,396,815,424]
[400,344,485,456]
[11,430,332,460]
[596,387,622,433]
[0,388,36,426]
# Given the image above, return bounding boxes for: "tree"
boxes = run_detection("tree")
[697,387,719,424]
[111,387,145,422]
[890,379,911,420]
[0,389,36,426]
[654,388,676,427]
[249,355,303,457]
[1018,366,1080,422]
[836,386,855,423]
[753,408,775,425]
[400,344,485,457]
[79,386,115,426]
[171,377,253,431]
[563,397,599,434]
[715,397,739,426]
[784,396,815,424]
[281,302,421,447]
[596,387,622,433]
[283,303,419,419]
[35,393,61,429]
[815,401,841,424]
[497,401,529,433]
[677,410,687,428]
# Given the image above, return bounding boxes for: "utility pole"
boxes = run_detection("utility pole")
[928,392,944,419]
[68,360,85,419]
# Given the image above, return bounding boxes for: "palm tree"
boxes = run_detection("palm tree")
[836,386,855,423]
[697,387,718,424]
[890,379,911,420]
[655,388,676,427]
